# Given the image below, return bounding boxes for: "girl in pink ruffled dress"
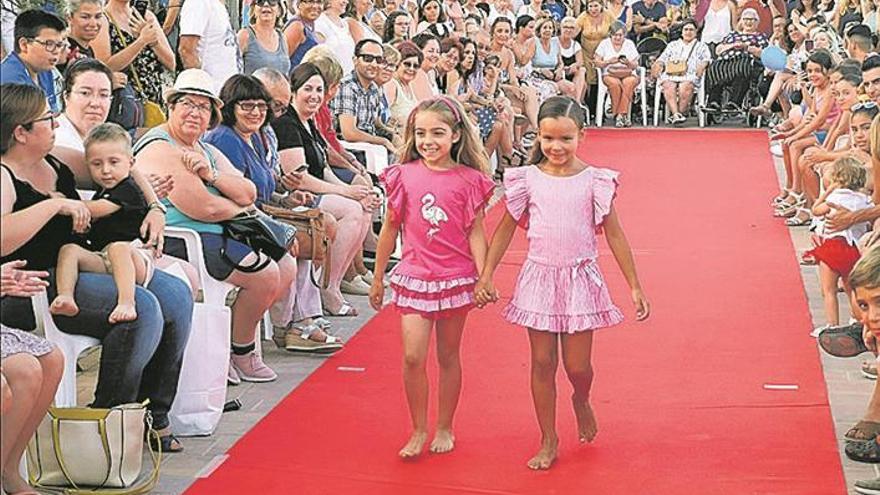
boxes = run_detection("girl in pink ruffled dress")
[369,96,496,459]
[476,96,650,470]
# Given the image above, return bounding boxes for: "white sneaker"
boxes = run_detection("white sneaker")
[811,324,831,338]
[770,141,783,157]
[341,276,371,295]
[227,360,241,386]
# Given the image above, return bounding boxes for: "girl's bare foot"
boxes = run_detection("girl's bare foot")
[527,435,558,470]
[399,430,428,458]
[108,303,137,324]
[49,295,79,317]
[429,429,455,454]
[572,395,598,443]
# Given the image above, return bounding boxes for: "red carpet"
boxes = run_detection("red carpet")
[185,130,845,494]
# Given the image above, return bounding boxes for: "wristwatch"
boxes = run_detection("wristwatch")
[148,201,167,214]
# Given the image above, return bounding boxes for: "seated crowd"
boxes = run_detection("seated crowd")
[0,0,879,492]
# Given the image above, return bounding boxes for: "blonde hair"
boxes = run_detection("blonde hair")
[831,156,867,190]
[84,122,132,157]
[383,43,401,66]
[248,1,285,28]
[399,96,490,174]
[849,245,880,290]
[302,45,344,87]
[535,16,556,36]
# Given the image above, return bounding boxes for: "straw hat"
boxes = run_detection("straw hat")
[163,69,223,125]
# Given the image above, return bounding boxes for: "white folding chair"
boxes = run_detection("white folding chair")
[595,67,647,127]
[340,140,390,176]
[653,73,708,127]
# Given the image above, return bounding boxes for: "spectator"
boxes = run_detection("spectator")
[178,0,242,92]
[385,39,421,130]
[270,63,375,316]
[488,17,540,133]
[864,0,879,32]
[316,0,357,75]
[412,32,443,99]
[607,0,633,33]
[700,0,735,49]
[436,37,462,94]
[348,0,384,42]
[632,0,668,42]
[739,0,786,36]
[383,11,413,43]
[93,0,175,107]
[238,0,291,76]
[575,0,613,103]
[559,16,588,104]
[594,20,640,127]
[54,58,115,151]
[750,19,809,119]
[443,0,466,32]
[134,69,294,383]
[487,0,517,26]
[516,0,543,20]
[845,24,874,63]
[0,261,63,495]
[0,10,66,113]
[703,8,768,113]
[863,55,880,105]
[0,83,192,453]
[652,18,711,125]
[415,0,454,38]
[542,0,566,22]
[60,0,103,72]
[330,38,397,154]
[285,0,323,67]
[531,16,579,100]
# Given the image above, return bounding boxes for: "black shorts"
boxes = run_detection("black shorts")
[164,232,253,281]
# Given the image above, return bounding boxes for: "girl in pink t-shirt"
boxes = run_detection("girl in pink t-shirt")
[369,96,495,459]
[476,96,650,470]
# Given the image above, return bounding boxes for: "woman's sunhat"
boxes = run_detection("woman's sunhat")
[163,69,223,123]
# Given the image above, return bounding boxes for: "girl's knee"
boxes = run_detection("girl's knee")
[3,354,43,389]
[564,362,594,381]
[403,352,428,371]
[532,354,558,375]
[40,348,65,384]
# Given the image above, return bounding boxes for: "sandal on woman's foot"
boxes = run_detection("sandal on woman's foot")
[846,421,880,442]
[774,197,805,218]
[324,301,358,317]
[846,438,880,463]
[149,433,183,453]
[785,208,812,226]
[286,323,343,353]
[771,189,792,206]
[749,104,771,117]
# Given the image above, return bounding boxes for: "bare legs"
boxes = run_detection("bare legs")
[0,349,63,493]
[603,75,639,119]
[526,329,597,470]
[398,312,468,458]
[319,195,371,314]
[662,81,695,116]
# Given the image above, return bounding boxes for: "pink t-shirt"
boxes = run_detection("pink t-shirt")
[381,160,496,281]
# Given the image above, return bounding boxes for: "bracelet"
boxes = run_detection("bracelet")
[148,201,167,214]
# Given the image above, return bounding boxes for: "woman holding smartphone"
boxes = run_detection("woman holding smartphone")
[93,0,175,108]
[594,21,640,127]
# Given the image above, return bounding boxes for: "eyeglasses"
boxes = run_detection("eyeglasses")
[254,0,279,4]
[28,38,68,53]
[237,101,269,113]
[299,0,323,4]
[71,89,112,102]
[357,53,385,64]
[742,17,758,21]
[401,60,420,69]
[851,100,878,111]
[27,111,59,127]
[176,98,213,116]
[383,62,399,70]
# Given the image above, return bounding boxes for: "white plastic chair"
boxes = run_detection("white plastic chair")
[32,291,100,407]
[595,67,647,127]
[653,74,707,127]
[340,140,390,176]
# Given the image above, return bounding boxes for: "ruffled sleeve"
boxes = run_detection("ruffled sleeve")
[380,163,406,220]
[502,166,530,228]
[591,167,619,231]
[462,170,497,231]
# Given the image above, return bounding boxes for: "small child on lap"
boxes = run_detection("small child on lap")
[50,123,156,324]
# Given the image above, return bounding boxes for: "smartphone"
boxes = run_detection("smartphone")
[131,0,149,17]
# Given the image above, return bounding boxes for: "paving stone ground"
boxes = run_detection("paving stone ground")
[66,130,874,494]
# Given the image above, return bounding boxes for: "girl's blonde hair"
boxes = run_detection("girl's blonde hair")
[398,96,490,174]
[831,156,867,190]
[849,244,880,290]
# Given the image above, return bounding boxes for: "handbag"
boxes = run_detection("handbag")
[221,209,297,273]
[262,203,332,289]
[665,41,697,77]
[27,401,160,495]
[108,13,167,128]
[107,84,144,131]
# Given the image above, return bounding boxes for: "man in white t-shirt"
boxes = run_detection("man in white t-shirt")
[178,0,242,92]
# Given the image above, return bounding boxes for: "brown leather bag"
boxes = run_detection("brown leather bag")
[261,204,331,289]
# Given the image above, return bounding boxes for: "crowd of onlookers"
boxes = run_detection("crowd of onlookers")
[0,0,879,491]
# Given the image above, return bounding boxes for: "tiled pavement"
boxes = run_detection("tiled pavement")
[66,137,875,494]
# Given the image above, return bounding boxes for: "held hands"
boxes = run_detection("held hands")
[631,288,650,321]
[473,277,499,308]
[368,279,385,310]
[131,11,160,47]
[0,260,50,298]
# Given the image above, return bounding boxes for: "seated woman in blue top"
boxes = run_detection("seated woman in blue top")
[531,16,579,100]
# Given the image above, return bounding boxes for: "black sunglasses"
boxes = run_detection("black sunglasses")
[358,53,385,64]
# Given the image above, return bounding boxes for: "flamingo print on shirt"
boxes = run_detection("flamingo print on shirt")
[420,192,448,239]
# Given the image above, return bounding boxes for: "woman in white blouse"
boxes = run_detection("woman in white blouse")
[594,21,640,127]
[651,18,711,125]
[315,0,357,74]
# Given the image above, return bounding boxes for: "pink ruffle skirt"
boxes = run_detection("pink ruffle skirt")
[502,258,624,333]
[389,273,477,320]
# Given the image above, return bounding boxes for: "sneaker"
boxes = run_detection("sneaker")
[341,276,371,295]
[614,115,625,128]
[810,324,830,338]
[769,141,783,157]
[227,360,241,386]
[230,351,277,382]
[863,361,878,380]
[665,113,675,125]
[623,115,632,127]
[673,113,687,125]
[855,476,880,495]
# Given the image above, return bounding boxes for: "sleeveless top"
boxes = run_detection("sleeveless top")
[243,26,291,76]
[389,78,418,125]
[133,127,224,235]
[560,39,581,67]
[287,17,319,67]
[107,11,166,103]
[314,13,356,75]
[701,3,732,44]
[533,38,560,69]
[0,157,79,270]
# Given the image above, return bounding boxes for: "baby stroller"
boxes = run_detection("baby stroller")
[637,37,667,124]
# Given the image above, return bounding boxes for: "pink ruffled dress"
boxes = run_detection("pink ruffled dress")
[381,160,496,319]
[502,165,624,333]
